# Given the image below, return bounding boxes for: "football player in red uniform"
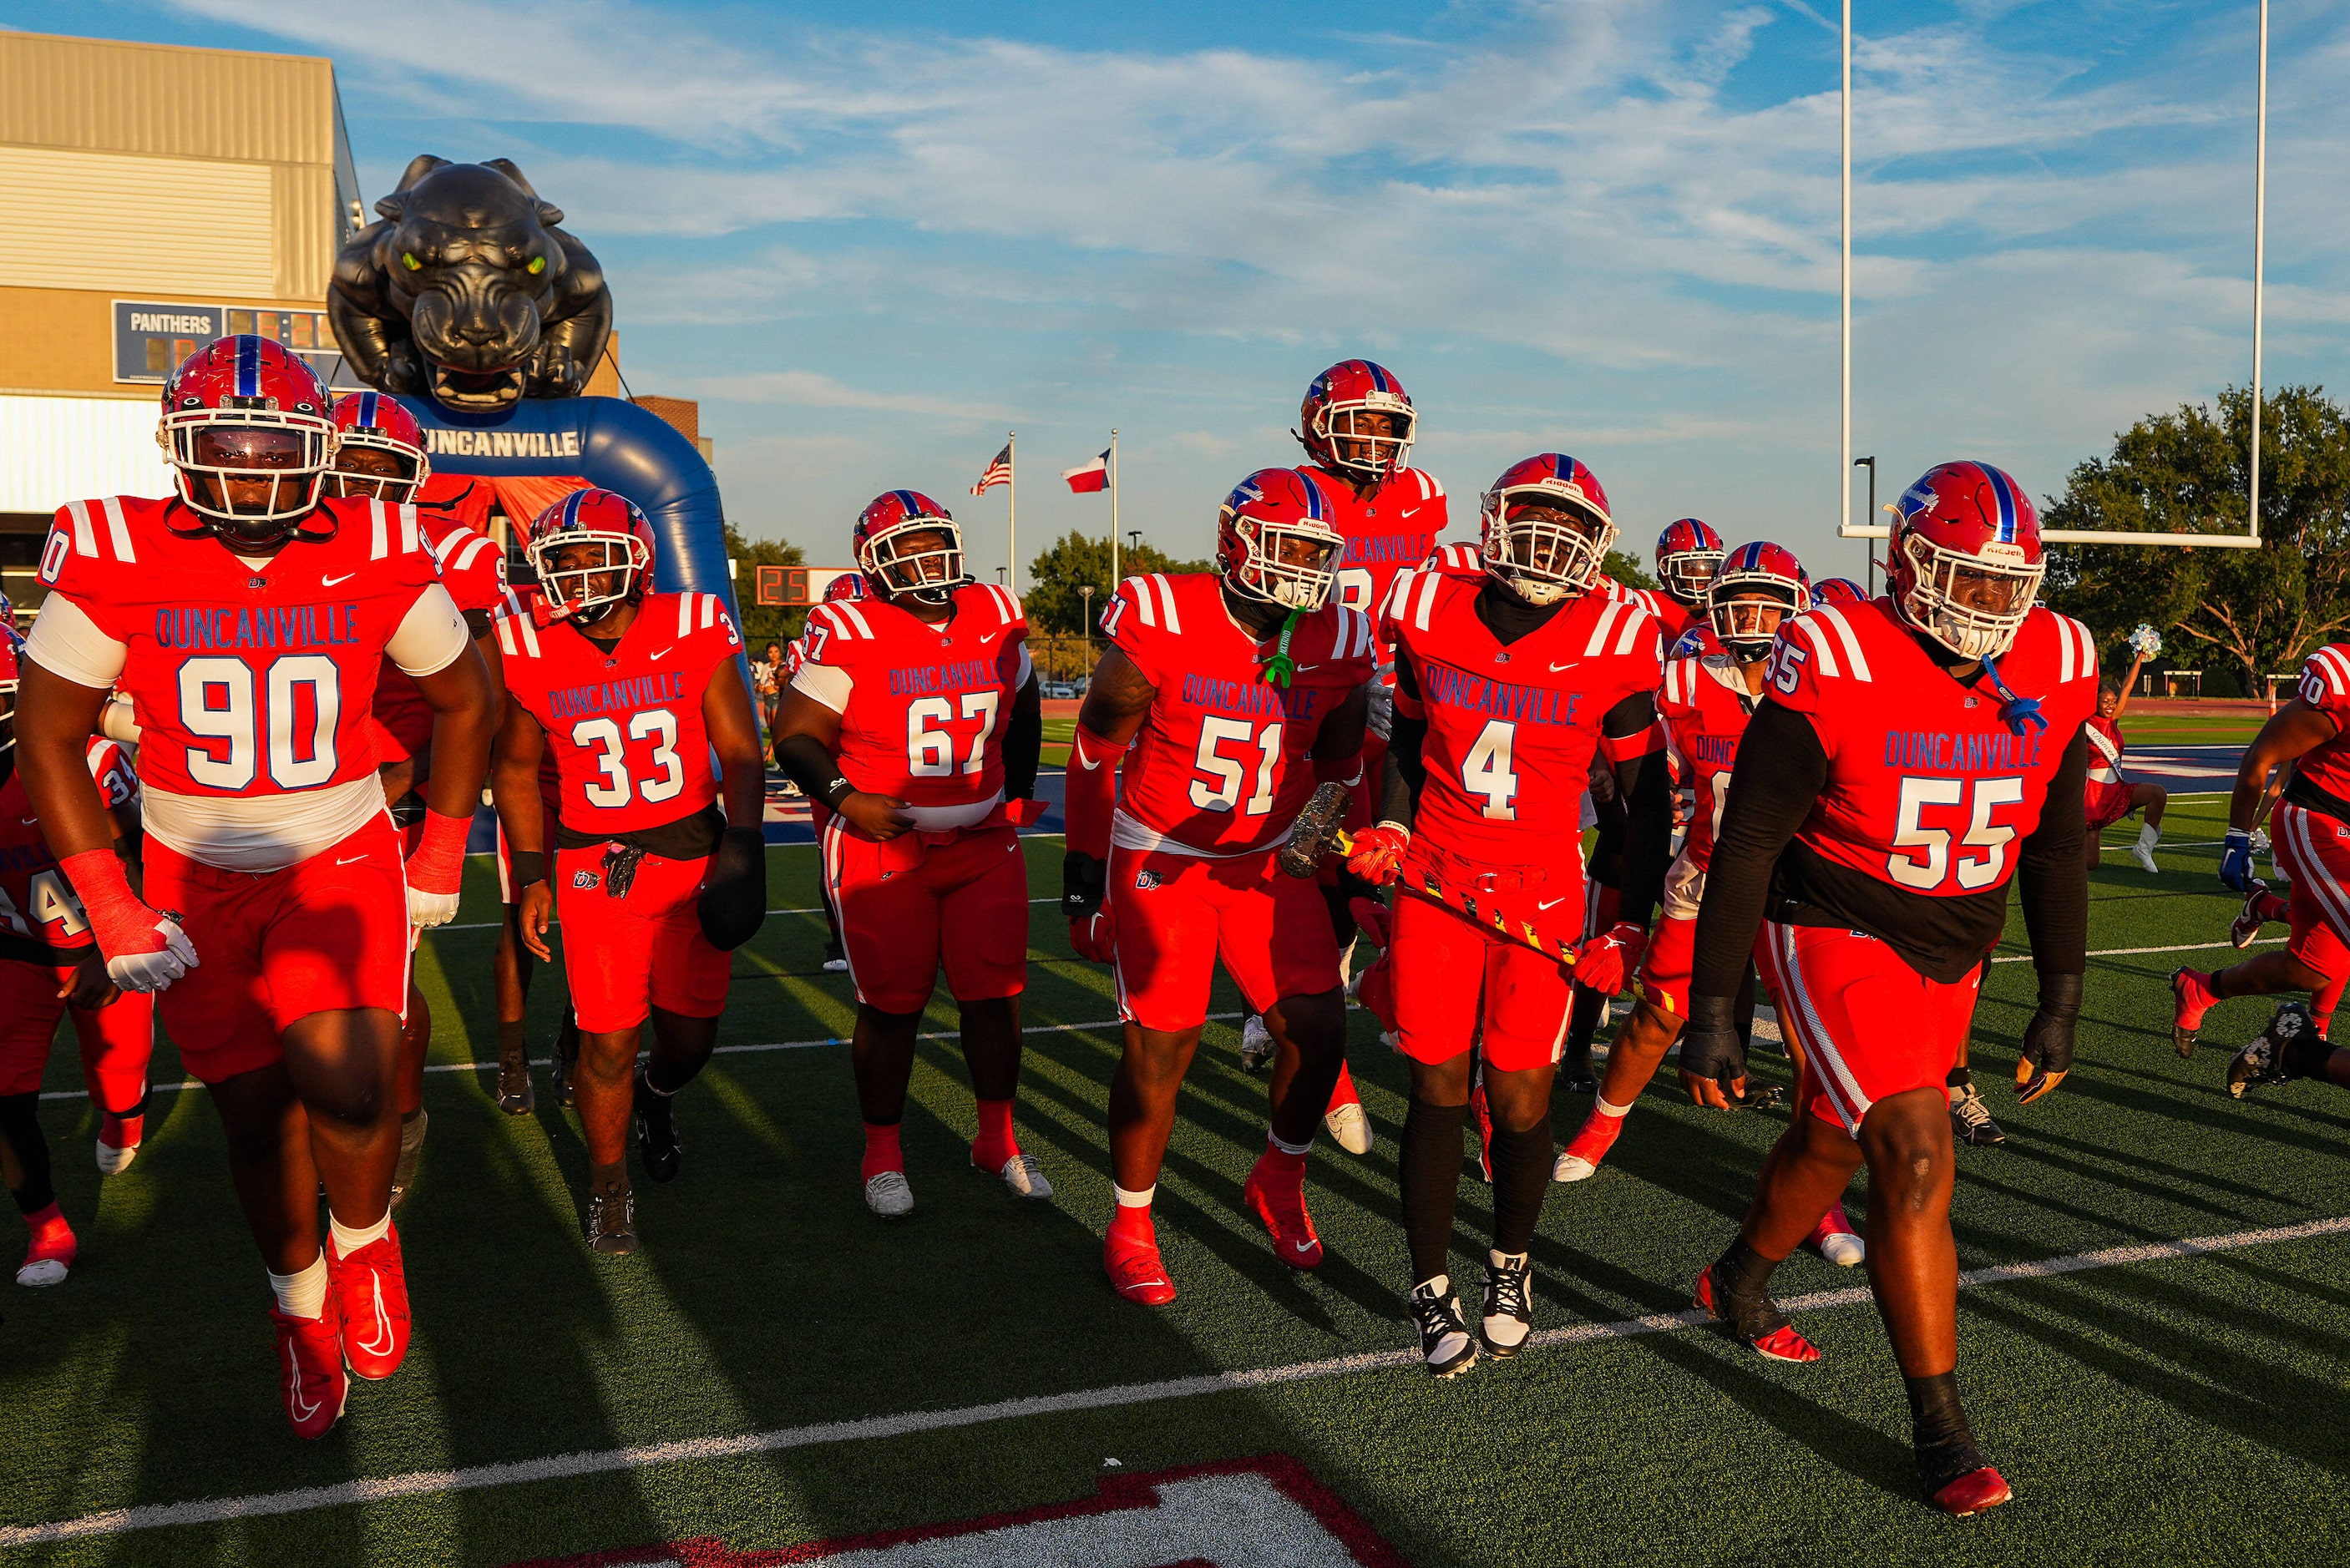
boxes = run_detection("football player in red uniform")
[492,489,766,1255]
[1352,453,1674,1373]
[1681,462,2095,1514]
[771,493,1046,1216]
[2175,642,2350,1086]
[1267,362,1450,1149]
[0,632,154,1285]
[1064,468,1374,1304]
[327,390,516,1191]
[783,571,869,975]
[1811,577,1867,607]
[14,336,496,1437]
[2082,643,2164,873]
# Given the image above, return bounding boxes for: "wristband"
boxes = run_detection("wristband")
[509,850,546,888]
[408,808,472,896]
[823,776,856,806]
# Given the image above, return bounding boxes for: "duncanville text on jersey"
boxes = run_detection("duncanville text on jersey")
[1883,728,2046,772]
[1421,665,1582,726]
[549,670,691,721]
[154,604,364,650]
[1179,672,1323,723]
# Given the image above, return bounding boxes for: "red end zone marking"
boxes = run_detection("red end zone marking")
[504,1453,1408,1567]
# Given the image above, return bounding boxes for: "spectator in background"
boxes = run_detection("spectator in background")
[755,642,786,742]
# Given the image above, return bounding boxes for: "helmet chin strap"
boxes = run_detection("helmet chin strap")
[1976,650,2046,738]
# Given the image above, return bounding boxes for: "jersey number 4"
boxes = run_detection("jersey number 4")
[178,655,342,789]
[1889,776,2025,892]
[0,871,85,939]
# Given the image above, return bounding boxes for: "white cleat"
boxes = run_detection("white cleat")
[992,1152,1055,1200]
[863,1171,914,1217]
[1324,1100,1375,1156]
[1238,1014,1275,1075]
[16,1258,68,1287]
[1818,1228,1866,1268]
[94,1139,138,1176]
[2130,842,2159,874]
[1552,1151,1598,1183]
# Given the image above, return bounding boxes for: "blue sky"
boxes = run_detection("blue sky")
[16,2,2346,582]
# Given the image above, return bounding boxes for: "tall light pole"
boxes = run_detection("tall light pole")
[1853,456,1876,593]
[1128,529,1142,559]
[1079,584,1094,679]
[1107,429,1121,595]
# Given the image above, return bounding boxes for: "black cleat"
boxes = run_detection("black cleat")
[496,1043,535,1116]
[1694,1259,1821,1363]
[2228,1001,2317,1100]
[1408,1277,1480,1378]
[634,1069,682,1182]
[1918,1438,2012,1516]
[1948,1080,2007,1146]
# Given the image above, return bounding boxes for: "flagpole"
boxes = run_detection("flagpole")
[1006,430,1018,594]
[1109,428,1121,594]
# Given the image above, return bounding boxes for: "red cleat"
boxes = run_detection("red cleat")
[327,1225,412,1381]
[271,1303,349,1439]
[15,1203,75,1287]
[2171,968,2218,1058]
[1244,1157,1323,1269]
[1693,1265,1820,1363]
[1554,1107,1624,1183]
[1930,1462,2013,1517]
[1104,1227,1177,1306]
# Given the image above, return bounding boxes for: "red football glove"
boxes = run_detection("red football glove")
[1573,920,1649,997]
[58,848,198,994]
[1344,823,1410,887]
[405,809,472,928]
[1069,905,1118,964]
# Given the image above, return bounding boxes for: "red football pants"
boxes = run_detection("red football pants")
[822,819,1028,1015]
[1107,843,1342,1033]
[0,957,154,1107]
[1390,891,1574,1073]
[1757,922,1983,1133]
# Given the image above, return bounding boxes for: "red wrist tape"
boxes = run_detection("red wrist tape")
[58,848,154,958]
[408,810,471,896]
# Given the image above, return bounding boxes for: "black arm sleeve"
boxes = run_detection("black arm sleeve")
[1604,691,1673,928]
[1690,701,1829,1001]
[1382,660,1426,827]
[774,732,853,807]
[1003,674,1042,801]
[2016,723,2090,979]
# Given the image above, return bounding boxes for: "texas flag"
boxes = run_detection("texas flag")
[1062,449,1110,494]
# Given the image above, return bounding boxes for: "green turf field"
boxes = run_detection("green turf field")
[3,796,2347,1565]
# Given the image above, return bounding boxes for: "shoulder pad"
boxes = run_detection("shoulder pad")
[2299,645,2350,715]
[492,604,546,660]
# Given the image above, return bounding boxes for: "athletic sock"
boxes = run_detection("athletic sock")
[496,1019,527,1059]
[1399,1096,1470,1285]
[1109,1185,1156,1244]
[23,1201,72,1253]
[1486,1115,1554,1258]
[1945,1065,1973,1091]
[861,1120,904,1183]
[1594,1095,1633,1120]
[0,1093,53,1214]
[971,1097,1019,1168]
[1715,1232,1785,1298]
[329,1208,392,1256]
[269,1254,330,1319]
[1905,1369,1977,1454]
[1261,1128,1311,1171]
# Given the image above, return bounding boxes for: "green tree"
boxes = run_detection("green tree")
[1025,530,1211,635]
[2043,385,2350,692]
[1601,549,1659,592]
[722,520,808,653]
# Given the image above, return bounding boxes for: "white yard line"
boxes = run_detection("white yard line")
[9,1212,2345,1547]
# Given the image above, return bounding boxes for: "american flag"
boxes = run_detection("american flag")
[970,443,1012,495]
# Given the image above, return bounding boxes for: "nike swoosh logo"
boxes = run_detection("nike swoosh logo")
[1075,746,1104,771]
[1536,897,1566,911]
[1400,506,1424,519]
[1549,660,1580,672]
[1292,1240,1318,1255]
[322,572,356,587]
[356,1272,394,1358]
[649,646,676,660]
[337,854,368,866]
[285,1339,320,1422]
[19,818,37,826]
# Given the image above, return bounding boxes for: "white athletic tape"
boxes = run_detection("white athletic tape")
[8,1211,2346,1546]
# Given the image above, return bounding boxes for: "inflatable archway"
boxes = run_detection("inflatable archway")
[394,393,736,615]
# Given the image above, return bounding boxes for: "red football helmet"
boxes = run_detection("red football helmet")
[329,392,430,505]
[526,488,656,624]
[157,335,338,544]
[1709,541,1811,661]
[1887,462,2044,660]
[1655,518,1726,608]
[1217,468,1345,610]
[822,570,870,603]
[1478,453,1617,605]
[1298,360,1417,483]
[853,491,967,607]
[1811,577,1866,606]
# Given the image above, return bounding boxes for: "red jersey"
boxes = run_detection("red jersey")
[1763,599,2099,898]
[36,495,442,798]
[373,512,509,760]
[2084,712,2126,792]
[1385,568,1664,871]
[1104,572,1375,855]
[496,590,742,835]
[794,584,1029,817]
[0,740,138,952]
[1298,464,1449,630]
[1623,588,1705,652]
[1659,650,1760,876]
[2287,645,2350,812]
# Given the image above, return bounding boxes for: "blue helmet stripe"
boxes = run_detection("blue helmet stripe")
[1984,465,2018,542]
[1365,362,1390,394]
[234,336,259,398]
[357,390,377,427]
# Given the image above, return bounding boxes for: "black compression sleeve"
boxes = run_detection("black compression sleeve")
[2017,722,2090,978]
[1002,675,1043,802]
[1386,660,1429,825]
[774,732,853,807]
[1690,701,1828,1000]
[1613,741,1673,928]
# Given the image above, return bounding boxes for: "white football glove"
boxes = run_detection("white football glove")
[107,917,199,994]
[407,884,463,930]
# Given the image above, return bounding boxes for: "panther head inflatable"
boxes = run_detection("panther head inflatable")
[329,156,613,412]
